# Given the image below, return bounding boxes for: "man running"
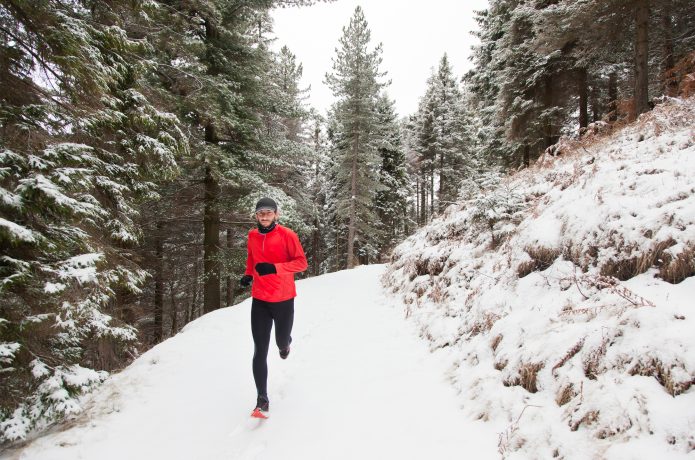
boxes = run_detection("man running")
[239,197,307,419]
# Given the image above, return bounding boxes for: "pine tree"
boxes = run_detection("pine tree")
[304,112,332,275]
[0,0,328,441]
[0,0,186,441]
[140,1,317,318]
[373,94,410,256]
[410,55,470,216]
[470,0,695,168]
[324,6,388,268]
[465,2,516,166]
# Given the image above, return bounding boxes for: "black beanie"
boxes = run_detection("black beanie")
[255,197,277,213]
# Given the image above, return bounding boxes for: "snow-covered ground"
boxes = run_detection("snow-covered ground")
[384,97,695,459]
[5,98,694,460]
[2,265,500,460]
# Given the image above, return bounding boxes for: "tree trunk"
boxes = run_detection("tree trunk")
[225,228,233,306]
[429,163,434,216]
[187,247,200,323]
[414,176,420,224]
[438,152,445,213]
[662,6,677,97]
[544,74,555,149]
[590,81,600,123]
[312,216,320,275]
[420,172,427,225]
[415,176,422,225]
[608,72,618,122]
[169,281,178,336]
[633,0,650,117]
[153,219,164,344]
[346,134,359,269]
[203,125,220,313]
[311,125,321,276]
[523,144,530,168]
[578,67,589,134]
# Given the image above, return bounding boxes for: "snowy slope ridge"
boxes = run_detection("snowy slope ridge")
[383,96,695,459]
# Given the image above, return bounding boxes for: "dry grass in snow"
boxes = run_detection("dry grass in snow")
[383,96,695,459]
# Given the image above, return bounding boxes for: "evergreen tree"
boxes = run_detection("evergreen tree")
[411,55,469,216]
[304,112,332,275]
[140,1,318,321]
[0,0,186,441]
[373,94,410,256]
[467,0,695,171]
[324,6,387,268]
[0,0,328,441]
[413,72,438,220]
[465,2,516,166]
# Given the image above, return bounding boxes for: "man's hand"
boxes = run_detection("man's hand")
[239,275,253,288]
[255,262,277,276]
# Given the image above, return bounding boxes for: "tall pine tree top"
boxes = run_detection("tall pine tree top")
[323,6,389,268]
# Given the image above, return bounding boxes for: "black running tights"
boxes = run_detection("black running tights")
[251,298,294,398]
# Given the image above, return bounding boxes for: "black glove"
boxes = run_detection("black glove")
[239,275,253,288]
[255,262,277,276]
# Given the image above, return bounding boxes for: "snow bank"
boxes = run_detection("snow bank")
[384,97,695,458]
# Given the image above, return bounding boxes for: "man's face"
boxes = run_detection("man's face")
[255,209,277,227]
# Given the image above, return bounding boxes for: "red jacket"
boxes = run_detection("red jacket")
[245,224,308,302]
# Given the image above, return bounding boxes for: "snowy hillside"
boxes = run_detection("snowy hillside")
[383,97,695,459]
[2,266,500,460]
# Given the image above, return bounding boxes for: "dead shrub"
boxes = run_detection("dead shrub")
[428,281,447,303]
[413,283,427,298]
[571,274,655,308]
[517,260,537,278]
[491,334,503,352]
[427,257,446,277]
[662,50,695,97]
[411,255,449,279]
[600,257,643,281]
[519,363,544,393]
[582,121,612,139]
[468,312,501,337]
[505,362,544,393]
[570,410,600,431]
[583,337,609,380]
[404,260,418,281]
[600,238,677,281]
[682,73,695,97]
[518,246,561,277]
[495,359,508,371]
[552,339,585,376]
[596,420,633,439]
[629,358,693,396]
[414,258,428,277]
[659,247,695,284]
[616,98,637,122]
[555,384,575,406]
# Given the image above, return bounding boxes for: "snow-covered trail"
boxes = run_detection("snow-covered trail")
[5,265,500,460]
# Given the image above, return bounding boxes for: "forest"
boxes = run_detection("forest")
[1,0,694,443]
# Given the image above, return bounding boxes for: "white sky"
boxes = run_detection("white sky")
[270,0,490,117]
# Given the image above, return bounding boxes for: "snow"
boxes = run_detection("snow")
[4,266,500,460]
[43,282,67,294]
[384,97,695,458]
[57,253,104,284]
[0,342,21,365]
[0,218,36,243]
[17,174,100,217]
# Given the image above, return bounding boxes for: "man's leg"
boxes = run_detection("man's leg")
[271,298,294,353]
[251,298,273,398]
